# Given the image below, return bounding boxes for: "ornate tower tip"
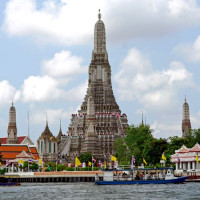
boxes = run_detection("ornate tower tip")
[98,9,101,20]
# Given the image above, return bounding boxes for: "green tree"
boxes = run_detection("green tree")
[30,162,39,171]
[114,137,131,165]
[114,124,154,165]
[143,138,168,165]
[79,152,92,163]
[22,161,38,171]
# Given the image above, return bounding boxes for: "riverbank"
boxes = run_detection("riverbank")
[1,171,103,183]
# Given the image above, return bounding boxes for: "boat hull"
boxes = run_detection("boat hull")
[95,176,188,185]
[0,182,21,186]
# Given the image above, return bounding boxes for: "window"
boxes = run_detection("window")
[49,141,51,153]
[54,143,56,153]
[41,141,43,153]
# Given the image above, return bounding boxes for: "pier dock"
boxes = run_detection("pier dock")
[1,171,103,183]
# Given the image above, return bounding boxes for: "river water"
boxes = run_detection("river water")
[0,182,199,200]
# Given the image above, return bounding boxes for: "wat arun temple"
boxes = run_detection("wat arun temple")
[58,11,129,162]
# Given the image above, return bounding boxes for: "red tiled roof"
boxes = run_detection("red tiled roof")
[1,152,20,159]
[178,145,189,153]
[0,145,40,161]
[0,145,29,152]
[190,144,200,152]
[30,147,37,154]
[0,136,26,144]
[29,147,40,160]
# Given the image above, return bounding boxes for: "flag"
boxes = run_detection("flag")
[18,159,24,165]
[92,156,96,163]
[38,158,43,165]
[132,156,135,167]
[56,159,58,165]
[6,159,10,166]
[177,157,180,163]
[99,160,102,166]
[28,159,33,164]
[104,161,107,169]
[75,157,81,166]
[196,155,199,163]
[88,161,92,167]
[143,158,147,165]
[111,155,117,162]
[162,153,167,161]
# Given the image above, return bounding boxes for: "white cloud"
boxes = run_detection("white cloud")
[151,121,181,138]
[21,75,65,102]
[42,50,87,80]
[175,35,200,61]
[21,50,87,103]
[0,80,20,106]
[3,0,200,45]
[114,48,193,110]
[31,108,67,125]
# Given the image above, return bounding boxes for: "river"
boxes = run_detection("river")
[0,182,199,200]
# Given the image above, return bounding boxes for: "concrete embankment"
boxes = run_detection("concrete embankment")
[3,171,103,183]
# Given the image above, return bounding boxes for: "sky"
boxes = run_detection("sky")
[0,0,200,143]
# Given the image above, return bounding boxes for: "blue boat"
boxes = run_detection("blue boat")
[95,168,188,185]
[0,182,20,186]
[0,177,20,186]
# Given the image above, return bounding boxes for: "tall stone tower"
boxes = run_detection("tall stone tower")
[59,11,128,162]
[182,98,191,138]
[7,102,18,144]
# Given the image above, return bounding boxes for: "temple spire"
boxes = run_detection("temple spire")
[7,102,18,144]
[182,98,191,137]
[98,9,101,20]
[94,10,107,54]
[141,111,144,126]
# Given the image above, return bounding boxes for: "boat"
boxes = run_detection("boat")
[95,167,188,185]
[0,177,21,186]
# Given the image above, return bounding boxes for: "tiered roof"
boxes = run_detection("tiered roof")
[38,122,57,142]
[0,136,26,144]
[0,144,39,161]
[175,145,189,153]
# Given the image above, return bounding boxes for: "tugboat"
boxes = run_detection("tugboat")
[0,177,20,186]
[95,167,187,185]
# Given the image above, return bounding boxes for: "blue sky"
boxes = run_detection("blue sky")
[0,0,200,143]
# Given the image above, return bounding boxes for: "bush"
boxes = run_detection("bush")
[0,168,6,174]
[92,167,99,171]
[66,167,74,171]
[57,164,66,171]
[80,167,91,171]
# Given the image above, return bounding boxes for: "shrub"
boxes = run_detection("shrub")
[0,168,6,174]
[57,164,66,171]
[66,167,74,171]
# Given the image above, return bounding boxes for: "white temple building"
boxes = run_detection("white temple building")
[171,143,200,172]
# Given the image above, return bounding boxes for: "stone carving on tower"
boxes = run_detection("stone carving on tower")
[182,98,191,138]
[7,102,18,144]
[59,10,128,162]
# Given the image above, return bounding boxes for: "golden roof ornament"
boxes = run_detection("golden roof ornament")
[98,9,101,20]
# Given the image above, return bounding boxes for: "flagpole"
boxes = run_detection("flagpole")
[92,156,93,171]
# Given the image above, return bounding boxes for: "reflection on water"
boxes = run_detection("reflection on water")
[0,182,199,200]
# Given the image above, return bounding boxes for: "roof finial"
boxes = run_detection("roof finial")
[46,113,48,127]
[184,95,187,103]
[141,110,144,126]
[60,118,62,131]
[98,9,101,20]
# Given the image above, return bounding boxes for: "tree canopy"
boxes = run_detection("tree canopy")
[114,124,200,166]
